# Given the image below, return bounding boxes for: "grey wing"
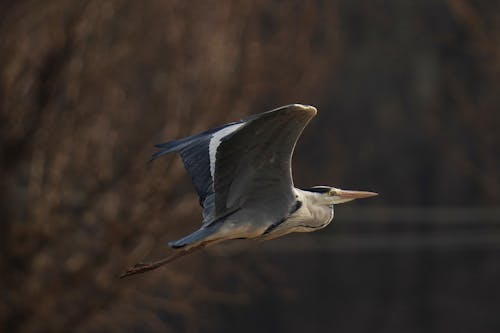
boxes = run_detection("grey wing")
[210,104,317,226]
[151,104,316,227]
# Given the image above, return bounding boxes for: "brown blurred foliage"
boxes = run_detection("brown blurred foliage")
[1,0,499,332]
[0,1,339,332]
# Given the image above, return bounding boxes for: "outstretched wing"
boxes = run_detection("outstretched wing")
[152,104,316,225]
[212,104,316,223]
[151,121,243,219]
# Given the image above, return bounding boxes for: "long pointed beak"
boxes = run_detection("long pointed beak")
[336,189,378,199]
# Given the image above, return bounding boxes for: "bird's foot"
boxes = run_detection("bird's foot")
[120,243,207,279]
[120,262,158,278]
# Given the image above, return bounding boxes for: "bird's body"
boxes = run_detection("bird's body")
[121,104,377,277]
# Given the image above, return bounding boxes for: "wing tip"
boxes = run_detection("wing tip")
[289,104,317,116]
[243,104,317,122]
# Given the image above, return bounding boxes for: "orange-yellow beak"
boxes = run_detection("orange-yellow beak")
[337,189,378,199]
[333,189,378,204]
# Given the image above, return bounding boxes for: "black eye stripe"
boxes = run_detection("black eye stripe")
[305,187,331,193]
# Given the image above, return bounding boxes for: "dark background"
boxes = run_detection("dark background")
[1,1,499,332]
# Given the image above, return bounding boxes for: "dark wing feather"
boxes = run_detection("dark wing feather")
[151,122,240,213]
[210,104,316,224]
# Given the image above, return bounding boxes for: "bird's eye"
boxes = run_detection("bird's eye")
[328,189,336,196]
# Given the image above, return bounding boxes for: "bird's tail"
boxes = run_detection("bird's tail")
[119,226,220,277]
[168,225,219,249]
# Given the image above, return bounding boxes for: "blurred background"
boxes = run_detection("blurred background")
[1,0,499,332]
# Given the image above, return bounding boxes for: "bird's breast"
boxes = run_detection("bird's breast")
[289,204,334,231]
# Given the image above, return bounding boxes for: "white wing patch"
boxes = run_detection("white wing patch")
[209,123,244,179]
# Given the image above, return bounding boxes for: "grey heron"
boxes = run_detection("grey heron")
[121,104,377,277]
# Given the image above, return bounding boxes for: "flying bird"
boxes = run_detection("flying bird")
[121,104,377,277]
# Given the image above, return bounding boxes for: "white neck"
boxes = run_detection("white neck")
[294,188,335,206]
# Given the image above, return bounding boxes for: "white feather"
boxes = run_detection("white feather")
[209,123,244,179]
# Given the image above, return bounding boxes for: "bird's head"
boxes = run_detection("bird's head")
[306,186,378,205]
